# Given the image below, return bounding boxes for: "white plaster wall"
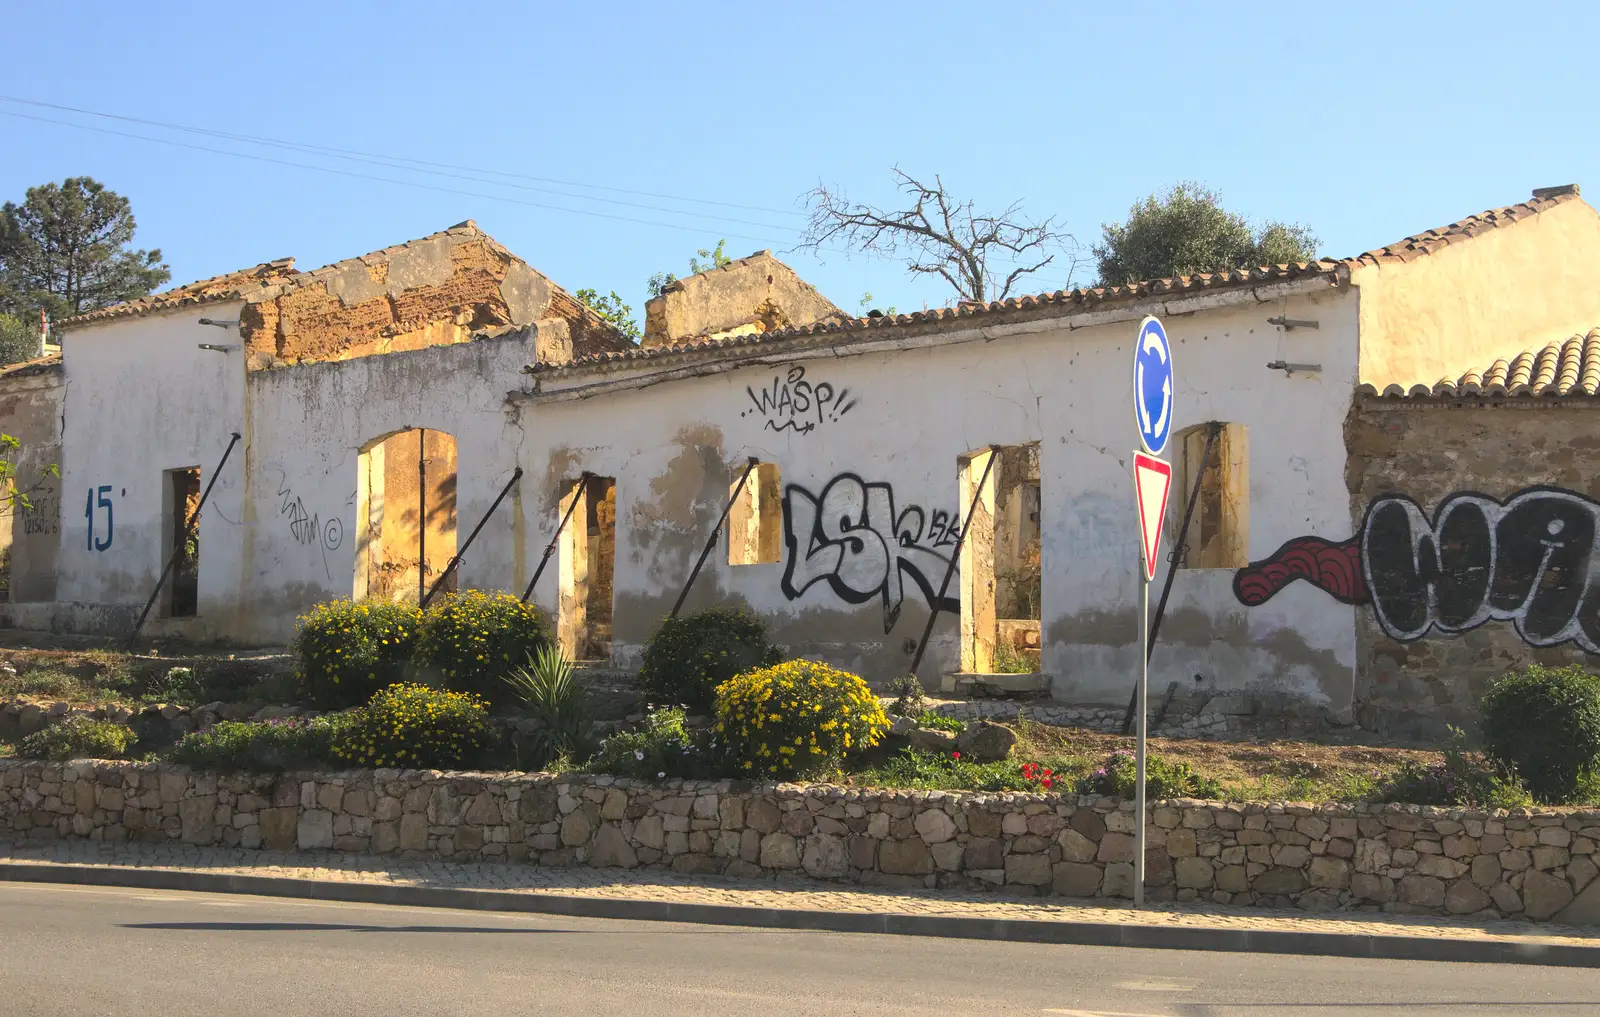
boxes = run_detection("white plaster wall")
[235,334,532,641]
[519,285,1361,710]
[56,304,249,635]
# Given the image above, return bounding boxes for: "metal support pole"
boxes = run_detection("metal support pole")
[1121,422,1220,736]
[421,466,523,608]
[670,457,758,620]
[908,446,999,677]
[521,472,592,604]
[417,427,427,606]
[130,432,242,640]
[1135,576,1149,908]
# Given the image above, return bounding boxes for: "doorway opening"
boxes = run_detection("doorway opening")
[558,475,616,662]
[959,443,1040,675]
[354,427,458,604]
[164,466,201,617]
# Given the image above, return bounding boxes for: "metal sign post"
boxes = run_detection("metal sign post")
[1130,315,1175,908]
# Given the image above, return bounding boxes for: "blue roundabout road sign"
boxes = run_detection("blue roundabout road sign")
[1133,316,1174,456]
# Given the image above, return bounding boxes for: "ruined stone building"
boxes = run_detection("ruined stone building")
[4,186,1600,739]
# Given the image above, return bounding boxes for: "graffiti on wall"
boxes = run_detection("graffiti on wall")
[742,366,857,436]
[21,485,58,536]
[272,470,345,580]
[1234,486,1600,652]
[83,485,115,551]
[780,472,959,632]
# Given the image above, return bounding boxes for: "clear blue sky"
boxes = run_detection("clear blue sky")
[2,1,1595,318]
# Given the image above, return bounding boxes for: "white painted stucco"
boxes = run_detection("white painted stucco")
[32,278,1363,715]
[55,303,249,637]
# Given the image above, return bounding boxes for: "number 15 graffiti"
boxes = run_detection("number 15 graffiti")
[85,485,113,551]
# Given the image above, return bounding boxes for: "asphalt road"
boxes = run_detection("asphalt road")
[1,881,1595,1016]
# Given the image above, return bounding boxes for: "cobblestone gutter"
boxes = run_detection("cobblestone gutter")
[2,760,1597,924]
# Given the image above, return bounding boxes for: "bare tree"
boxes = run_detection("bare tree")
[796,168,1074,304]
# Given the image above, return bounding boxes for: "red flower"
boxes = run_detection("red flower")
[1042,777,1054,788]
[1042,769,1053,778]
[951,751,961,760]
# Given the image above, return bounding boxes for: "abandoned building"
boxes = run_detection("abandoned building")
[2,185,1599,740]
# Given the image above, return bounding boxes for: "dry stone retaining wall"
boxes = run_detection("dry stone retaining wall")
[2,760,1598,924]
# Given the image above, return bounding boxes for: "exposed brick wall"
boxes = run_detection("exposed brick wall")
[1344,400,1600,738]
[240,234,632,368]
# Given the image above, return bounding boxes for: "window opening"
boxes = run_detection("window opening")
[165,467,201,617]
[728,462,782,565]
[1181,423,1249,569]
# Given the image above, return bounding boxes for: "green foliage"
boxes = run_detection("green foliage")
[1478,663,1600,802]
[990,641,1035,675]
[714,659,890,779]
[574,288,640,342]
[858,292,897,316]
[585,707,716,780]
[1076,749,1224,800]
[856,747,1037,792]
[293,600,421,709]
[0,666,100,702]
[883,674,927,718]
[503,645,594,768]
[1094,182,1318,286]
[914,711,966,733]
[0,313,39,366]
[647,238,732,296]
[417,590,552,706]
[0,429,59,513]
[18,716,137,761]
[329,683,490,770]
[637,607,781,711]
[171,717,345,772]
[0,177,171,318]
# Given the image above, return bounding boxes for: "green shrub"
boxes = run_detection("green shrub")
[503,645,594,769]
[328,682,489,770]
[638,607,781,711]
[714,659,889,779]
[883,674,927,718]
[18,716,137,762]
[1076,749,1224,800]
[991,642,1035,675]
[1479,663,1600,802]
[417,590,551,705]
[1375,727,1535,809]
[171,717,347,772]
[293,600,421,709]
[586,707,716,779]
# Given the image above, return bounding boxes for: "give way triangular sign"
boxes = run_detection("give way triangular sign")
[1133,451,1172,581]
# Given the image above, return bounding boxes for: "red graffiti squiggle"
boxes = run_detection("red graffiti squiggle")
[1232,535,1368,606]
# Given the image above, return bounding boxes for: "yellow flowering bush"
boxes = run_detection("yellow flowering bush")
[416,590,552,706]
[294,599,422,709]
[329,682,490,770]
[714,659,890,780]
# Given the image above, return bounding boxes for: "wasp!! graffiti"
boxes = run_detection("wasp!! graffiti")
[1234,486,1600,652]
[742,365,857,436]
[780,473,958,632]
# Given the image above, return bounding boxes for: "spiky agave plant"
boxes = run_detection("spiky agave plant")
[503,645,593,769]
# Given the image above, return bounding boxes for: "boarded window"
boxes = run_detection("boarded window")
[728,462,782,566]
[1182,423,1249,569]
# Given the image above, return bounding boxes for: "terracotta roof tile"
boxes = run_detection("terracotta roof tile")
[0,353,62,380]
[57,259,299,330]
[1359,327,1600,400]
[529,186,1583,377]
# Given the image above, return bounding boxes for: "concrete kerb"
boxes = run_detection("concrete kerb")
[2,861,1595,969]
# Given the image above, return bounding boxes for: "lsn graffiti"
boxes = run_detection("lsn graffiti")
[779,472,958,632]
[742,366,857,435]
[1234,486,1600,652]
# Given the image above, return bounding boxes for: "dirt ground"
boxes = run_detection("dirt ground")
[1018,722,1440,783]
